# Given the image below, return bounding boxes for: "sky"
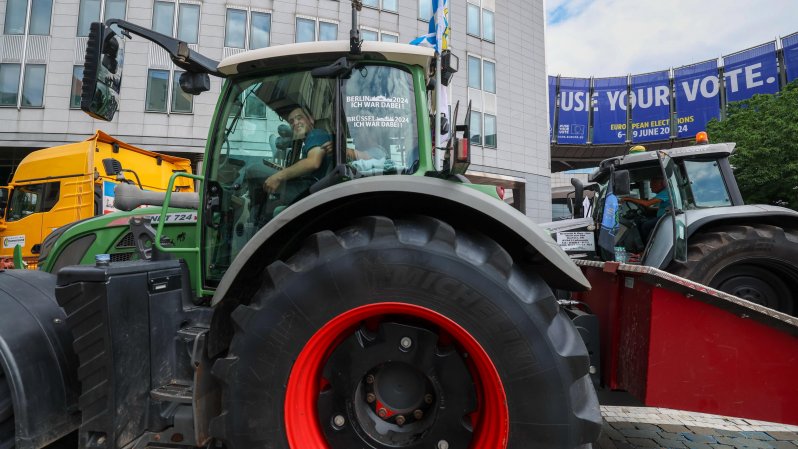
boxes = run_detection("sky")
[545,0,798,77]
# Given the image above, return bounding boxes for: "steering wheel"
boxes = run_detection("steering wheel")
[620,199,646,221]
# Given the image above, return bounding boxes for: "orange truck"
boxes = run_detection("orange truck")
[0,130,193,266]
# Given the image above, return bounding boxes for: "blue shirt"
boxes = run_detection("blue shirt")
[300,129,332,180]
[655,189,671,217]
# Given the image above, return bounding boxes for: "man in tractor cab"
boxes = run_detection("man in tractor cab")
[621,175,671,242]
[263,106,333,194]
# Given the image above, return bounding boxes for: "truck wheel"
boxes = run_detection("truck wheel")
[1,370,13,449]
[670,224,798,315]
[211,216,600,449]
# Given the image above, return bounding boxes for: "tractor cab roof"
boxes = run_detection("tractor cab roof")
[589,142,736,182]
[218,41,435,77]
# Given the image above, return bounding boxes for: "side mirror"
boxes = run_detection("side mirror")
[613,170,631,196]
[440,50,459,86]
[102,158,123,176]
[81,22,125,121]
[570,177,585,218]
[179,71,211,95]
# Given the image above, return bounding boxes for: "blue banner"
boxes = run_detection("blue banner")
[722,42,779,102]
[630,70,671,143]
[556,77,589,144]
[783,33,798,83]
[674,60,721,139]
[548,76,557,140]
[592,76,628,144]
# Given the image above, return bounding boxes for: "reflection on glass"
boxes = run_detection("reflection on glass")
[225,8,246,48]
[468,56,481,89]
[21,64,45,107]
[484,114,497,148]
[250,12,271,49]
[483,60,495,93]
[418,0,432,20]
[296,18,315,43]
[0,64,21,106]
[172,71,193,113]
[3,0,27,35]
[77,0,100,36]
[362,0,378,7]
[482,9,494,41]
[71,65,84,108]
[319,21,337,41]
[382,0,397,11]
[30,0,54,34]
[467,3,480,36]
[152,1,174,36]
[177,3,200,43]
[684,160,731,207]
[381,33,398,43]
[146,69,169,112]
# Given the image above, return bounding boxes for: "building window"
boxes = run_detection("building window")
[418,0,432,20]
[361,28,378,42]
[225,8,271,49]
[381,32,398,43]
[77,0,125,36]
[296,17,338,43]
[467,2,494,41]
[363,0,396,12]
[467,3,480,36]
[5,0,53,35]
[468,55,481,89]
[70,66,83,109]
[470,111,482,145]
[484,114,497,148]
[0,64,21,106]
[483,60,496,93]
[482,9,494,42]
[319,21,337,41]
[146,69,192,113]
[0,63,45,107]
[152,1,198,43]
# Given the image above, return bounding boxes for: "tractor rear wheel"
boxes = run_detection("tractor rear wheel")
[211,216,601,449]
[669,224,798,316]
[1,370,13,449]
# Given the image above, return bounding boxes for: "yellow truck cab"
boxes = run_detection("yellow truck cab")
[0,130,193,265]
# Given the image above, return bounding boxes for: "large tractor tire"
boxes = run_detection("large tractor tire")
[669,224,798,316]
[211,216,601,449]
[0,370,12,449]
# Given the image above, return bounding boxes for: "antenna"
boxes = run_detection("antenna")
[350,0,362,55]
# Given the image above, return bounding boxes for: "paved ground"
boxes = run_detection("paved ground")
[599,406,798,449]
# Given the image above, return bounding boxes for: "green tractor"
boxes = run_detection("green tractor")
[0,7,601,449]
[545,143,798,316]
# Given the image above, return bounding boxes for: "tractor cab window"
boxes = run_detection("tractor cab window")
[683,159,731,208]
[203,64,420,283]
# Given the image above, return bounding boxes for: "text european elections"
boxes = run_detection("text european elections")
[630,71,671,143]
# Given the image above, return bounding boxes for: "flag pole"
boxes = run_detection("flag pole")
[435,52,443,171]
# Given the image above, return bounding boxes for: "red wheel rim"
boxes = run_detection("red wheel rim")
[284,302,509,448]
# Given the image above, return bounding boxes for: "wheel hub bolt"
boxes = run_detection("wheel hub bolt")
[424,394,434,404]
[400,336,413,350]
[413,409,423,420]
[437,440,449,449]
[366,374,375,384]
[395,415,406,426]
[366,393,376,403]
[377,408,388,418]
[332,414,345,429]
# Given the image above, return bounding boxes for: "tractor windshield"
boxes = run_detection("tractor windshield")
[203,64,420,283]
[682,159,732,208]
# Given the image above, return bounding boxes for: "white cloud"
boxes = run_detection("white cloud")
[546,0,798,77]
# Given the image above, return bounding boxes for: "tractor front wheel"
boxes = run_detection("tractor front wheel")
[211,216,601,449]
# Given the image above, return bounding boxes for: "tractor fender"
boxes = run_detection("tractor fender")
[647,205,798,269]
[0,269,80,449]
[212,176,589,310]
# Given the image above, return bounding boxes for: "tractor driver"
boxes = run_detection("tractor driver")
[621,176,671,242]
[263,106,333,194]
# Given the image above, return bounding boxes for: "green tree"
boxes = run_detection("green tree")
[706,80,798,209]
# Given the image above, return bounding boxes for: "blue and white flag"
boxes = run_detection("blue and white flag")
[410,0,449,54]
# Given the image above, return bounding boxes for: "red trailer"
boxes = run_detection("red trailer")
[572,260,798,426]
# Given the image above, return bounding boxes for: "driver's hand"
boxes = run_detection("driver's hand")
[264,172,284,194]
